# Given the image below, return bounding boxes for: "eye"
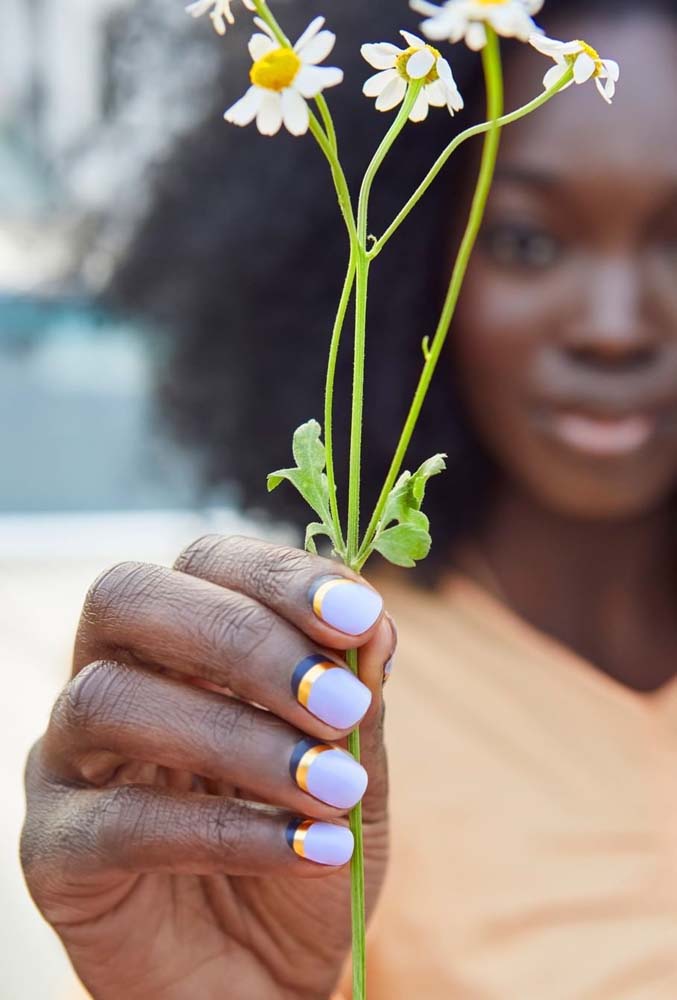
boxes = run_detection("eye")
[480,221,564,270]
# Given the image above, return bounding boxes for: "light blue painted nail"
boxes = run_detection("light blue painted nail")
[301,747,368,810]
[306,666,372,729]
[311,577,383,635]
[302,823,354,866]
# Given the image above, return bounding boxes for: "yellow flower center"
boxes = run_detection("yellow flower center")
[475,0,510,6]
[571,39,603,76]
[250,47,301,92]
[395,44,442,85]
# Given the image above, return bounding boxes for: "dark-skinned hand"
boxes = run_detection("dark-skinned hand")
[21,536,394,1000]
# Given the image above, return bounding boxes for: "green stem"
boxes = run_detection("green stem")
[253,0,356,241]
[324,254,356,555]
[346,647,365,998]
[357,30,505,567]
[316,94,338,153]
[368,65,574,259]
[347,83,424,556]
[344,84,423,1000]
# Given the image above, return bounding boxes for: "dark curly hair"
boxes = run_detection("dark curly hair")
[109,0,672,570]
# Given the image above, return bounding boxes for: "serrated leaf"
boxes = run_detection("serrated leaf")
[267,420,331,523]
[370,453,446,569]
[374,522,432,568]
[304,521,333,555]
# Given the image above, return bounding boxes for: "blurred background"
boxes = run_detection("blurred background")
[1,2,282,994]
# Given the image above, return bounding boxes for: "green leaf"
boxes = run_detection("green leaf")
[267,420,331,523]
[304,521,332,555]
[374,523,432,568]
[380,454,446,530]
[372,453,446,569]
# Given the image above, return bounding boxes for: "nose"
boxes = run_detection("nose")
[562,255,658,369]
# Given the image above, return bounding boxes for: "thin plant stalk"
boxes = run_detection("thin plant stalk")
[357,30,505,566]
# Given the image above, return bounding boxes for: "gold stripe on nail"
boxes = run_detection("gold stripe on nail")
[295,744,332,794]
[297,661,333,708]
[312,578,350,619]
[292,819,315,859]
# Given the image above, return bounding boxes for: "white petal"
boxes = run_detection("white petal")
[185,0,213,17]
[400,30,427,49]
[360,43,400,70]
[281,88,309,134]
[595,76,615,104]
[436,56,453,87]
[425,79,447,107]
[298,30,336,66]
[224,85,262,126]
[375,75,407,112]
[242,0,256,8]
[294,16,325,53]
[446,82,464,113]
[211,11,227,35]
[573,51,596,84]
[528,33,565,56]
[363,68,399,98]
[256,91,283,135]
[604,59,620,83]
[294,64,343,98]
[409,91,430,122]
[465,22,487,51]
[406,47,435,80]
[248,32,275,61]
[543,63,568,91]
[409,0,442,15]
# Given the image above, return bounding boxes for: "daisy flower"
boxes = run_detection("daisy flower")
[185,0,256,37]
[529,34,620,104]
[224,17,344,137]
[361,30,464,122]
[410,0,543,51]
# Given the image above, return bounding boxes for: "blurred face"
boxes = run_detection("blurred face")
[454,14,677,520]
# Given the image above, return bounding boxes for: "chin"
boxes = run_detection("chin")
[516,462,677,523]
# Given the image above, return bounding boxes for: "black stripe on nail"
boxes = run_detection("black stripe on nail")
[286,817,305,851]
[289,737,322,782]
[290,654,327,698]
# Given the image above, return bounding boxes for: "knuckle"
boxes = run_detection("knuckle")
[173,533,225,576]
[206,592,275,668]
[52,660,124,736]
[205,798,248,857]
[247,544,313,606]
[80,560,160,627]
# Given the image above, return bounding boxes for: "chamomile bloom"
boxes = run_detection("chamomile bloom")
[185,0,255,37]
[224,17,343,137]
[361,30,464,122]
[529,34,620,104]
[410,0,543,51]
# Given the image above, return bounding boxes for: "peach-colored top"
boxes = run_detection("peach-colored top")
[335,574,677,998]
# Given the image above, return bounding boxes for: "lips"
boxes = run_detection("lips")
[551,411,656,457]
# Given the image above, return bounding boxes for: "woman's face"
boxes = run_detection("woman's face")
[454,13,677,520]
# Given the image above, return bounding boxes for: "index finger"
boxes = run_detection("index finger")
[174,535,384,651]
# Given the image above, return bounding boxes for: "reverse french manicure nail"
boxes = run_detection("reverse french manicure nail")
[310,576,383,635]
[292,654,372,729]
[286,819,354,866]
[290,738,368,810]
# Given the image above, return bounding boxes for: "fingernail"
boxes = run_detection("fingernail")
[292,654,372,729]
[286,819,354,866]
[290,738,368,810]
[383,656,394,685]
[310,576,383,635]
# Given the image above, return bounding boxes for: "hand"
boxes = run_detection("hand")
[21,536,394,1000]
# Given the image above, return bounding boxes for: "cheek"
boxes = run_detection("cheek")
[452,263,677,520]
